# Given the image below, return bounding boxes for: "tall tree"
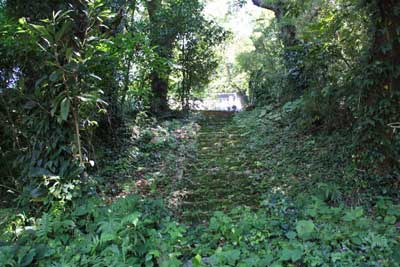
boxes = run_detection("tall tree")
[145,0,178,114]
[252,0,306,98]
[174,6,226,110]
[145,0,219,114]
[357,0,400,168]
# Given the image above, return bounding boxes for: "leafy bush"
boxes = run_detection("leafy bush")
[0,1,116,206]
[0,196,187,267]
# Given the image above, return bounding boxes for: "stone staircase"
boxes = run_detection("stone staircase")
[181,111,262,223]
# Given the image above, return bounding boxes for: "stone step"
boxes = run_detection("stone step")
[177,112,265,223]
[181,196,258,213]
[186,181,255,193]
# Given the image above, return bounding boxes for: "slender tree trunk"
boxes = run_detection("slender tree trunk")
[121,55,132,106]
[180,37,190,111]
[72,107,83,165]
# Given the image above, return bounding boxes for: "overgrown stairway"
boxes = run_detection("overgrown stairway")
[181,111,263,223]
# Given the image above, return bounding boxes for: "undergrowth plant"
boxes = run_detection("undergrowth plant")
[2,1,114,206]
[0,196,187,267]
[193,194,400,267]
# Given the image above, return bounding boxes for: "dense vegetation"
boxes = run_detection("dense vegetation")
[246,0,400,173]
[1,0,400,266]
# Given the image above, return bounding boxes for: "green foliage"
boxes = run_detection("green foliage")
[0,196,187,267]
[0,0,225,203]
[2,1,400,266]
[4,0,66,21]
[2,105,400,267]
[14,3,112,204]
[243,0,400,173]
[295,220,315,240]
[190,184,400,266]
[237,20,286,104]
[3,191,399,266]
[172,15,227,110]
[145,0,226,113]
[94,114,199,206]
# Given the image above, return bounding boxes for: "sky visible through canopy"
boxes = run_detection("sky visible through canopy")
[204,0,267,62]
[201,0,273,106]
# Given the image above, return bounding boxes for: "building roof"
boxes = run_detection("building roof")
[217,93,236,98]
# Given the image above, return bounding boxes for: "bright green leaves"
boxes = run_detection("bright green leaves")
[2,196,188,266]
[295,220,315,239]
[364,232,389,250]
[192,254,202,267]
[122,212,141,227]
[192,185,400,266]
[25,5,109,169]
[18,17,27,27]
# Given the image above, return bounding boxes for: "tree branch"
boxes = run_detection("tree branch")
[251,0,277,12]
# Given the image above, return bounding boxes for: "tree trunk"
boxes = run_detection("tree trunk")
[252,0,306,98]
[359,0,400,169]
[150,72,170,114]
[251,1,291,46]
[369,0,400,90]
[146,0,173,114]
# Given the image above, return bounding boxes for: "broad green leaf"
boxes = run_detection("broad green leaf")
[296,220,315,239]
[18,17,27,25]
[280,247,303,262]
[192,255,202,267]
[30,24,47,35]
[49,71,59,82]
[259,109,267,118]
[384,215,396,224]
[285,231,297,239]
[19,249,36,267]
[60,98,70,121]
